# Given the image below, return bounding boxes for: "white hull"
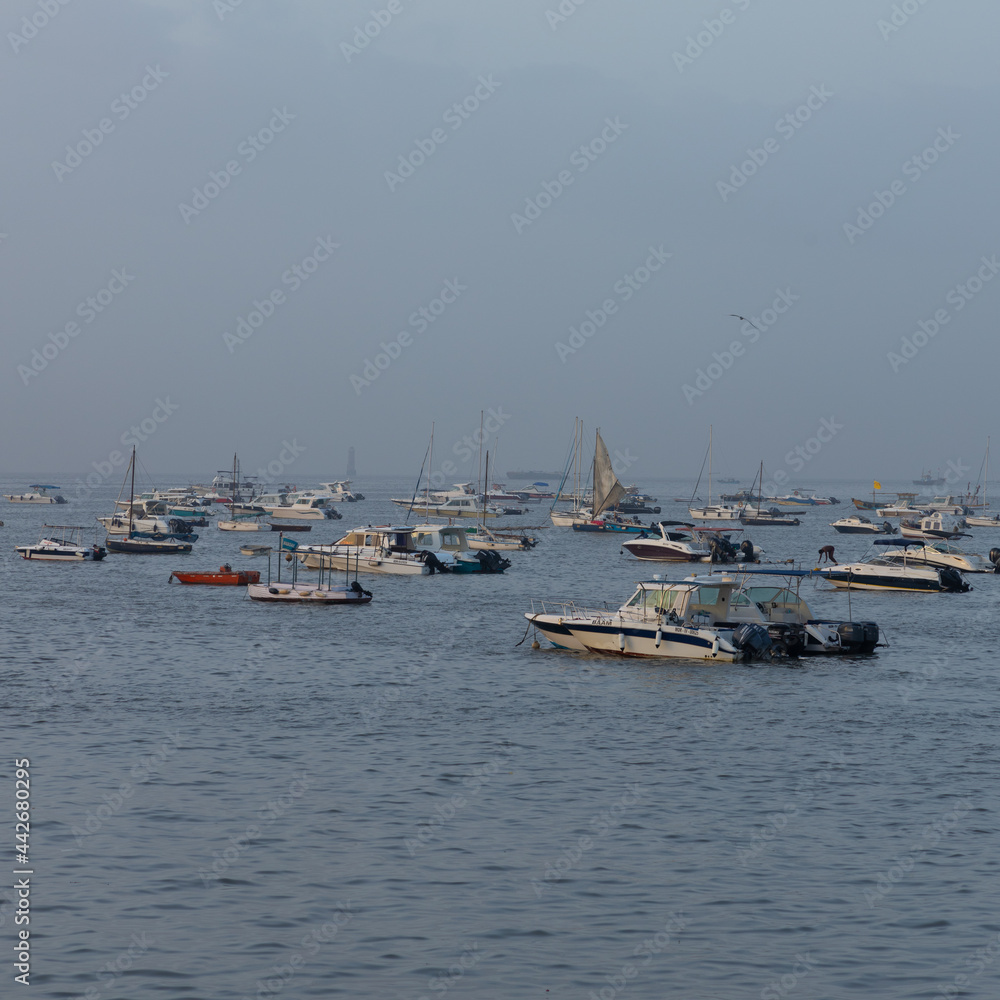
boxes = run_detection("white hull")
[525,613,741,661]
[298,548,430,575]
[5,495,62,504]
[247,581,372,603]
[551,509,592,526]
[966,515,1000,527]
[16,546,101,561]
[218,520,261,531]
[688,506,743,521]
[260,506,328,520]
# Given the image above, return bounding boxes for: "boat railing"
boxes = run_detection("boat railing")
[527,598,653,622]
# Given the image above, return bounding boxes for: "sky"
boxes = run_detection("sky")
[2,0,998,488]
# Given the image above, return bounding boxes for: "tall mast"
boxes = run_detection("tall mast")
[128,446,136,537]
[708,425,713,507]
[425,422,434,512]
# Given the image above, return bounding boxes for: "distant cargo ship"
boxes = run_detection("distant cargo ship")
[507,471,560,479]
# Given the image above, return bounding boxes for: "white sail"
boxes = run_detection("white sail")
[592,430,627,518]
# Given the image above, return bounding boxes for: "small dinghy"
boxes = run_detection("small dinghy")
[240,544,272,557]
[246,580,373,604]
[169,564,261,585]
[16,526,106,561]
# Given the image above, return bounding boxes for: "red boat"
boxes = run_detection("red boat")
[169,565,261,586]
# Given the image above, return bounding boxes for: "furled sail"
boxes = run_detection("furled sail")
[592,430,627,518]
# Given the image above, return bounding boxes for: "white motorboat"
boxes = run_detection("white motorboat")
[514,482,556,501]
[218,518,262,532]
[922,496,970,515]
[877,495,928,517]
[260,494,343,520]
[294,526,430,575]
[830,516,896,535]
[880,540,998,574]
[466,526,538,551]
[813,540,971,592]
[391,491,500,519]
[247,580,373,604]
[550,507,593,527]
[966,512,1000,527]
[621,522,757,563]
[899,513,969,541]
[318,480,364,502]
[5,488,66,504]
[16,525,106,561]
[525,574,774,661]
[409,524,510,572]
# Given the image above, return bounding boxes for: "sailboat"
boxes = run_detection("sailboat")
[467,450,538,551]
[218,454,262,531]
[551,418,594,526]
[965,437,999,526]
[105,448,194,554]
[688,427,744,521]
[738,462,801,526]
[571,430,641,532]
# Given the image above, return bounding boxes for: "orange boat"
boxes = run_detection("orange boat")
[169,564,260,586]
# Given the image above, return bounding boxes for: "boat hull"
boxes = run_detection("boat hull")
[16,545,105,561]
[169,570,260,585]
[298,550,430,575]
[107,538,193,554]
[247,582,373,604]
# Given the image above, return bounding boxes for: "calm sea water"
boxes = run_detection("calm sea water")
[2,476,998,999]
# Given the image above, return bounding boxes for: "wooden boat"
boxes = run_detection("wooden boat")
[169,565,261,585]
[240,544,272,556]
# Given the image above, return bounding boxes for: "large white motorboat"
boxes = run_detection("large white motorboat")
[16,525,106,561]
[259,493,343,520]
[921,495,970,515]
[880,540,998,574]
[830,515,896,534]
[899,513,969,540]
[813,540,972,592]
[5,487,67,504]
[876,494,928,517]
[391,487,500,519]
[294,526,430,575]
[525,574,773,661]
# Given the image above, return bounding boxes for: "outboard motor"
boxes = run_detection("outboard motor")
[989,547,1000,571]
[475,550,511,573]
[739,539,757,563]
[939,568,971,593]
[419,551,452,574]
[883,521,895,534]
[732,623,772,661]
[709,536,737,563]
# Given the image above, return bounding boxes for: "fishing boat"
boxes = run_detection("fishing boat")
[922,496,971,515]
[16,526,106,561]
[913,470,946,487]
[5,488,67,504]
[813,540,971,592]
[169,564,261,585]
[524,574,774,661]
[105,448,195,555]
[831,516,895,534]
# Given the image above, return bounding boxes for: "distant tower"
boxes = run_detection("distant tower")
[346,447,356,478]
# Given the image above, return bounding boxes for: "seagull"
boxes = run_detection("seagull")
[730,313,762,335]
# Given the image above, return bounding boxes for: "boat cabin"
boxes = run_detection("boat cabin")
[334,526,418,552]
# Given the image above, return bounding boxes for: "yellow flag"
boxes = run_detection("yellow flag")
[873,480,882,490]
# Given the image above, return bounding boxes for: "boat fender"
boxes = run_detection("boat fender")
[711,636,719,657]
[618,631,626,651]
[268,587,279,594]
[655,628,662,648]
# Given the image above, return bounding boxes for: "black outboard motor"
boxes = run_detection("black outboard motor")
[475,549,511,573]
[419,551,452,574]
[883,521,895,534]
[939,568,971,593]
[709,536,737,563]
[732,623,772,661]
[989,547,1000,572]
[739,538,757,563]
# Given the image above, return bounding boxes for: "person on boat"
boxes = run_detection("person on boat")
[818,545,836,564]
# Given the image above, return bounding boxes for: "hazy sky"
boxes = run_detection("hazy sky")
[3,0,997,487]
